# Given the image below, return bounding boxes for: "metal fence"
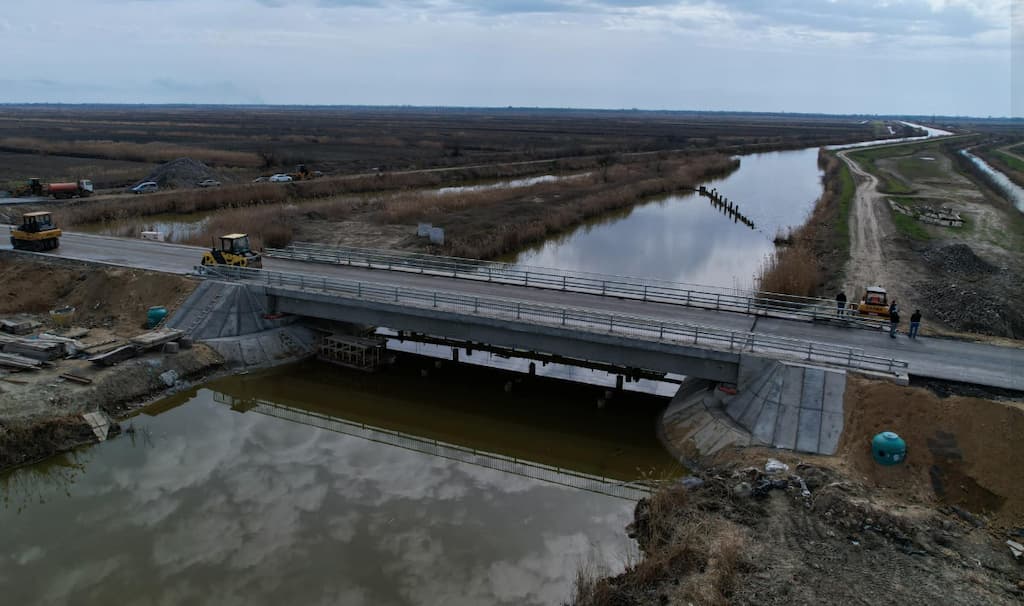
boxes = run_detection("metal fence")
[213,392,653,501]
[265,242,881,328]
[200,264,908,375]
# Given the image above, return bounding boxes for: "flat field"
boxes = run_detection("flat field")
[0,105,886,185]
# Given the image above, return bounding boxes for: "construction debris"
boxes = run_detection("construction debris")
[0,352,45,370]
[130,328,183,351]
[81,411,113,442]
[88,345,139,367]
[0,318,39,335]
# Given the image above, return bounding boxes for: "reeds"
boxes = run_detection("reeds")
[0,137,263,167]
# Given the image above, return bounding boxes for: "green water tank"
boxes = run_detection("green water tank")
[146,306,168,329]
[871,431,907,466]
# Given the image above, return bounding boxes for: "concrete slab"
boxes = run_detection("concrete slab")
[780,364,804,407]
[751,400,780,445]
[725,390,755,421]
[81,411,111,441]
[796,408,822,453]
[800,367,826,411]
[774,404,800,450]
[818,411,844,455]
[739,372,777,429]
[822,370,846,414]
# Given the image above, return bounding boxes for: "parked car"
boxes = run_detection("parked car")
[198,179,221,188]
[131,181,159,194]
[269,174,293,183]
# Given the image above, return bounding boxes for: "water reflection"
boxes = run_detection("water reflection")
[514,148,825,289]
[960,149,1024,212]
[0,361,680,605]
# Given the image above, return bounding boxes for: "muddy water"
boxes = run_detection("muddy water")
[0,361,681,605]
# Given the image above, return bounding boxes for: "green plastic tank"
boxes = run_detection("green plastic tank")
[146,306,168,329]
[871,431,906,466]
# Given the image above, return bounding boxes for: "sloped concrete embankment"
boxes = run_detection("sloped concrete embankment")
[660,355,847,464]
[164,280,318,367]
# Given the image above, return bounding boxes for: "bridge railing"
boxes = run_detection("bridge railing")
[265,242,878,327]
[199,264,909,375]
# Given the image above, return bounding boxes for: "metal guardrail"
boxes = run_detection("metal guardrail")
[214,393,653,501]
[265,242,882,328]
[200,264,908,375]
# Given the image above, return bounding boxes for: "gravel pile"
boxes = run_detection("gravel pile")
[139,158,223,189]
[914,281,1024,338]
[922,243,997,276]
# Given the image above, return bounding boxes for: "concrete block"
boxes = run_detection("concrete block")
[818,411,844,455]
[773,404,800,450]
[780,364,804,407]
[751,401,780,445]
[800,367,826,411]
[796,408,822,453]
[822,370,846,414]
[162,342,180,354]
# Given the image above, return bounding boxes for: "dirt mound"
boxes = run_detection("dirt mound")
[140,157,222,189]
[838,375,1024,528]
[913,280,1024,338]
[0,255,197,335]
[922,243,997,276]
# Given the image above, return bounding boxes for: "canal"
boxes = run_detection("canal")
[2,129,953,604]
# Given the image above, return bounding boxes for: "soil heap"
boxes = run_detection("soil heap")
[139,157,223,189]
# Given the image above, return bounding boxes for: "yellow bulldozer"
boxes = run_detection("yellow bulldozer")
[10,211,61,251]
[200,233,262,268]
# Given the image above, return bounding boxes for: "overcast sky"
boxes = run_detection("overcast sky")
[0,0,1017,116]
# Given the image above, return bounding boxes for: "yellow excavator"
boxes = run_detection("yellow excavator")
[10,211,61,251]
[200,233,263,268]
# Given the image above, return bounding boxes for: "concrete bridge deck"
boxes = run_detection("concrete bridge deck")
[3,229,1022,390]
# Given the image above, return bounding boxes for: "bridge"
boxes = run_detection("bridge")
[6,229,1022,455]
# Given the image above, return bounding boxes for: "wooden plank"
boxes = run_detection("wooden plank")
[130,329,183,350]
[88,345,138,366]
[60,373,93,385]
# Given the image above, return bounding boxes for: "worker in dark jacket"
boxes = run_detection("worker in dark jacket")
[836,292,847,316]
[889,306,900,338]
[909,310,922,339]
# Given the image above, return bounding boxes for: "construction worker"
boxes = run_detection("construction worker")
[909,310,922,339]
[836,292,847,316]
[889,305,901,338]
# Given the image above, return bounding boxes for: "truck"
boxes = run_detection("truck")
[14,178,93,199]
[45,179,94,199]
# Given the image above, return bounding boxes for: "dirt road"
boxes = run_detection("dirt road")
[837,148,894,300]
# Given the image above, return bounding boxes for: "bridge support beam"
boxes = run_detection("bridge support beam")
[262,286,741,382]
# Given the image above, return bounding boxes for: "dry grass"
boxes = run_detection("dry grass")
[0,137,263,167]
[755,150,848,298]
[568,485,750,606]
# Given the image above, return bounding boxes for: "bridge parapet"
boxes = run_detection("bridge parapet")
[266,242,885,329]
[199,265,909,378]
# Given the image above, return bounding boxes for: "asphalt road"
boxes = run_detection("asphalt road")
[4,228,1022,391]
